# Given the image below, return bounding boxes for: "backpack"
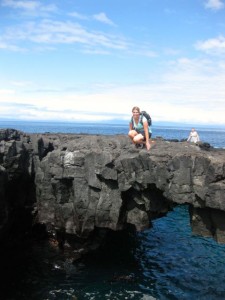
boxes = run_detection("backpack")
[131,110,152,129]
[140,111,152,126]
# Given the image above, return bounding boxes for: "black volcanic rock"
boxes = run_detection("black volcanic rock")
[1,128,225,254]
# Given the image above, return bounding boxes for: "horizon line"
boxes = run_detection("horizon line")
[0,118,225,128]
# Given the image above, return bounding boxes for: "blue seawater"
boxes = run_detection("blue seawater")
[1,120,225,300]
[0,120,225,148]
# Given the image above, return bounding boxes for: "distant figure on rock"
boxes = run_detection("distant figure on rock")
[128,106,152,150]
[187,128,200,143]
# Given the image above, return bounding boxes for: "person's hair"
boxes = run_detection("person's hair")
[132,106,140,113]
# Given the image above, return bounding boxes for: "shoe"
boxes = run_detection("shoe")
[135,144,143,149]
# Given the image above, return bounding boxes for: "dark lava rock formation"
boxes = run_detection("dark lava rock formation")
[1,128,225,256]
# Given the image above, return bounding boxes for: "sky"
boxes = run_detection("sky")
[0,0,225,126]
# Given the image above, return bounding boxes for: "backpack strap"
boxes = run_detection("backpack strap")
[140,112,144,125]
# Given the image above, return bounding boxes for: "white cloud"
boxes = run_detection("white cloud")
[0,89,15,95]
[10,80,33,87]
[1,0,40,10]
[93,12,116,26]
[0,2,224,126]
[69,12,88,20]
[204,0,225,10]
[69,11,116,26]
[1,0,57,14]
[195,35,225,54]
[0,6,150,56]
[1,19,128,51]
[0,38,26,52]
[1,56,225,125]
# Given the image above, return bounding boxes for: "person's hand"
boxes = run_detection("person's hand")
[146,141,151,150]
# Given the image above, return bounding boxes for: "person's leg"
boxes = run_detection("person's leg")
[136,132,153,150]
[128,130,138,144]
[133,133,144,144]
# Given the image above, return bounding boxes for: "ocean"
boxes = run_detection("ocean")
[0,120,225,148]
[1,120,225,300]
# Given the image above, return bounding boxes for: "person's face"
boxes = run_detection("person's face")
[132,110,140,116]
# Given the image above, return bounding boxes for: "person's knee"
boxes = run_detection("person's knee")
[133,136,141,143]
[128,130,136,138]
[128,133,133,139]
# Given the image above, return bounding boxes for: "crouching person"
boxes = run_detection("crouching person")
[128,106,152,150]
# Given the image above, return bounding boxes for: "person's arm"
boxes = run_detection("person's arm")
[143,121,151,150]
[129,117,134,131]
[187,133,191,142]
[129,122,133,131]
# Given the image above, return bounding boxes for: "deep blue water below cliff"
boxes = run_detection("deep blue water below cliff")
[1,121,225,300]
[2,206,225,300]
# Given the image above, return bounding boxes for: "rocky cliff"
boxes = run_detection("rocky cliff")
[1,129,225,256]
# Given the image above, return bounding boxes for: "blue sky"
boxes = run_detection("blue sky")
[0,0,225,125]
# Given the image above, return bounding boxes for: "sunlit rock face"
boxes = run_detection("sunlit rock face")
[0,128,225,251]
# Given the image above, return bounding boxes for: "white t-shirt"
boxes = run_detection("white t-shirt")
[187,131,200,143]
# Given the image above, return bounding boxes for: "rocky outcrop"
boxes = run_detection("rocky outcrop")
[1,129,225,254]
[0,129,35,244]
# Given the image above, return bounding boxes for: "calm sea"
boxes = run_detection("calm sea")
[0,120,225,148]
[1,120,225,300]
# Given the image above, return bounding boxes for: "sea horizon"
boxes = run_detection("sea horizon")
[1,118,225,130]
[1,119,225,149]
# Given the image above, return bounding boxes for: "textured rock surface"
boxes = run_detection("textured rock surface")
[0,129,35,243]
[1,128,225,251]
